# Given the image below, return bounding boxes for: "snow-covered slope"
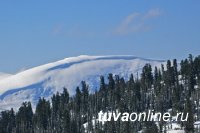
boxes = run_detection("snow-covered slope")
[0,72,12,80]
[0,55,165,111]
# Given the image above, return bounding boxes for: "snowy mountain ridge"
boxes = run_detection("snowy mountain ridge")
[0,72,12,80]
[0,55,165,111]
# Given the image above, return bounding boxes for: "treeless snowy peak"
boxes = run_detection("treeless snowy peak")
[0,55,166,111]
[0,72,12,80]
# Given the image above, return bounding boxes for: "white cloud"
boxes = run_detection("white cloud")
[16,67,28,73]
[113,8,162,35]
[51,24,95,37]
[143,8,161,19]
[52,23,64,35]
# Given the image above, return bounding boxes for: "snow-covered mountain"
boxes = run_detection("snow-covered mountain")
[0,55,165,111]
[0,72,12,80]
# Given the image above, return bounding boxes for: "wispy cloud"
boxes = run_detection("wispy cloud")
[113,8,162,35]
[65,26,96,37]
[51,24,95,37]
[143,8,161,19]
[52,23,64,35]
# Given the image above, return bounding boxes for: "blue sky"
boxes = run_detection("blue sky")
[0,0,199,73]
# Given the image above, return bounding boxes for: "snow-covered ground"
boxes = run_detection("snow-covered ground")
[165,123,184,133]
[167,130,184,133]
[0,55,165,111]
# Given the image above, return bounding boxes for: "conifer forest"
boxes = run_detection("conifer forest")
[1,54,200,133]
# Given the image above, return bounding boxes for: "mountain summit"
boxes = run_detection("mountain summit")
[0,55,165,111]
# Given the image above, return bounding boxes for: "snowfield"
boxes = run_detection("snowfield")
[0,55,165,111]
[0,72,12,80]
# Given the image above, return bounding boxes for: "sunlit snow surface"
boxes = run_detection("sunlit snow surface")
[0,55,165,111]
[0,72,12,80]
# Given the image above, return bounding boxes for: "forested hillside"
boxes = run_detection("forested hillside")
[0,54,200,133]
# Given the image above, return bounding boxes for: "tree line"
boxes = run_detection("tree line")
[0,54,200,133]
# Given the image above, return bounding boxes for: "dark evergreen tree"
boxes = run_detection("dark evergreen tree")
[184,98,194,133]
[34,98,51,132]
[16,102,33,133]
[0,55,199,133]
